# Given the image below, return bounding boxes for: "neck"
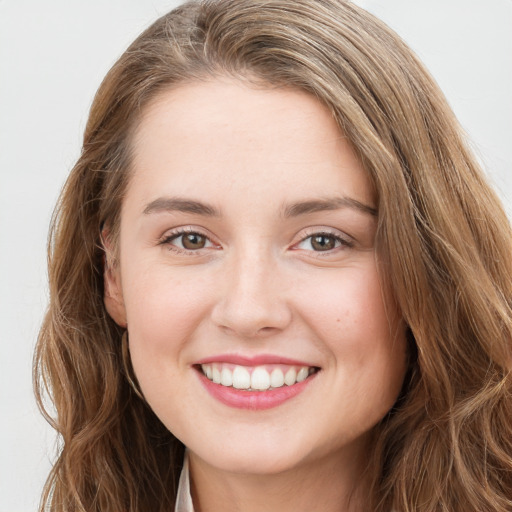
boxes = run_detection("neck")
[188,446,372,512]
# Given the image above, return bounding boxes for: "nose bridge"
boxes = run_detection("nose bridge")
[211,242,291,337]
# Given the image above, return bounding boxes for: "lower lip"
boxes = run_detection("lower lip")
[197,371,317,410]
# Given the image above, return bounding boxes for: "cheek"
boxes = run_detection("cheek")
[297,265,393,348]
[122,267,217,420]
[122,265,215,361]
[296,264,407,395]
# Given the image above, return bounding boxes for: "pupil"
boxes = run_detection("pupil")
[183,233,205,249]
[312,235,334,251]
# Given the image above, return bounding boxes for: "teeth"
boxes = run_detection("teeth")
[296,367,309,382]
[284,367,297,386]
[251,367,270,390]
[212,366,221,384]
[232,366,251,389]
[200,363,315,391]
[270,368,285,388]
[221,367,233,387]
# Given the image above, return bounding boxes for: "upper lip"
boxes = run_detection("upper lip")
[194,353,319,367]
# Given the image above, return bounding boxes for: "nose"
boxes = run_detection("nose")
[210,252,293,339]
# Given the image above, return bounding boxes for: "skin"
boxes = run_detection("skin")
[104,78,408,512]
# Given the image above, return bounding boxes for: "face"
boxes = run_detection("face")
[105,78,407,477]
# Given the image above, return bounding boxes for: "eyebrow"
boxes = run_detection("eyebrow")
[283,197,377,217]
[142,195,377,218]
[143,197,221,216]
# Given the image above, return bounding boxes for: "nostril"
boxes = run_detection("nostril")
[212,310,292,339]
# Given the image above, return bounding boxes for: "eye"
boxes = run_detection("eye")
[177,232,209,250]
[161,230,216,252]
[295,232,352,252]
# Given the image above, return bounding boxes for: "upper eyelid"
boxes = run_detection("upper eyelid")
[294,233,352,250]
[295,226,353,242]
[160,225,215,241]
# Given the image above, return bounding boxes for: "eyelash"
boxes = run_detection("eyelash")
[159,227,354,257]
[158,227,217,255]
[293,230,354,254]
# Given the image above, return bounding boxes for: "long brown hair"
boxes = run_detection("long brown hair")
[35,1,512,510]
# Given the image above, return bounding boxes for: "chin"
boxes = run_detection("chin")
[184,423,342,477]
[199,444,309,476]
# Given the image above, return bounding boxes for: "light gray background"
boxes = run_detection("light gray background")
[1,1,510,511]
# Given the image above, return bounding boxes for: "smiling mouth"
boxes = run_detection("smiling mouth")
[198,363,319,391]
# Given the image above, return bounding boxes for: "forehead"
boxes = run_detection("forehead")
[127,77,375,211]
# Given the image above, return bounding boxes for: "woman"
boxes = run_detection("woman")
[34,1,512,511]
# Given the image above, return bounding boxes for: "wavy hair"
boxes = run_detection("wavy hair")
[35,1,512,510]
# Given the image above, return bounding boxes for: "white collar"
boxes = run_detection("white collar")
[174,451,195,512]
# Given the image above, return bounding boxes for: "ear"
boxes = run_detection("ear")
[104,265,127,327]
[102,229,127,328]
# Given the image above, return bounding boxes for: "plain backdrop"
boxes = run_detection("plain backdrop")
[0,1,510,510]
